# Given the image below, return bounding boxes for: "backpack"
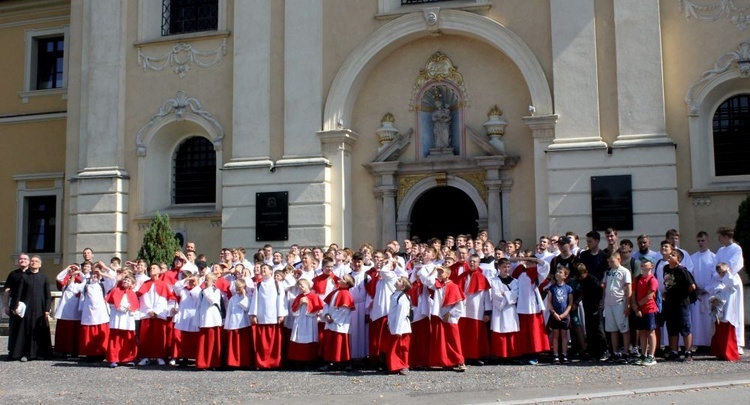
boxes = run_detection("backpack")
[684,268,698,305]
[397,291,414,322]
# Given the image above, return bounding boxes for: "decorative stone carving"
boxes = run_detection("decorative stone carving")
[483,105,508,152]
[681,0,750,30]
[137,38,227,78]
[397,174,428,208]
[409,52,469,111]
[423,7,441,35]
[685,41,750,115]
[376,113,399,149]
[456,172,488,202]
[692,196,712,206]
[136,90,224,156]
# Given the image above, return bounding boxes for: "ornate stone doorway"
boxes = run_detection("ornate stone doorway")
[409,186,478,241]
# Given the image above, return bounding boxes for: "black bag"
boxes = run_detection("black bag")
[684,268,698,305]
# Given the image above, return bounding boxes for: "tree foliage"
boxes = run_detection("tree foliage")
[137,212,181,266]
[734,195,750,270]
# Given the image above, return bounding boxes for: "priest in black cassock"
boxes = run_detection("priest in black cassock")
[9,255,52,361]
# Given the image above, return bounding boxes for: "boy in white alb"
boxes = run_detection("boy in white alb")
[250,264,288,369]
[489,258,520,359]
[136,264,170,365]
[195,273,223,370]
[224,278,252,368]
[76,267,110,358]
[348,253,370,362]
[386,276,413,375]
[457,254,491,364]
[713,226,745,353]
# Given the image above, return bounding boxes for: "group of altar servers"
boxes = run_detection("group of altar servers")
[46,226,744,372]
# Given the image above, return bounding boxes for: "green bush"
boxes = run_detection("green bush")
[734,195,750,271]
[137,212,181,266]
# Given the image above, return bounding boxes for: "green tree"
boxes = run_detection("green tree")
[137,212,181,265]
[734,194,750,270]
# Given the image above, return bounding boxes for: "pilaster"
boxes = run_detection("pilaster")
[549,0,607,150]
[318,129,358,246]
[284,0,324,158]
[612,0,672,146]
[365,161,400,248]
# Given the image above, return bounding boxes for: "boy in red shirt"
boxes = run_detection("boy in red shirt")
[630,257,659,366]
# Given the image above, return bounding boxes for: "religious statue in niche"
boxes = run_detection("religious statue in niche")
[420,85,460,157]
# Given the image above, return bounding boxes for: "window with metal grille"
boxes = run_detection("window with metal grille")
[173,136,216,204]
[26,196,56,253]
[713,94,750,177]
[162,0,218,36]
[36,36,64,90]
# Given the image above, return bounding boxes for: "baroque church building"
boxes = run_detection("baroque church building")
[1,0,748,272]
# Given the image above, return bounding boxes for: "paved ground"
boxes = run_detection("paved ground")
[1,334,750,405]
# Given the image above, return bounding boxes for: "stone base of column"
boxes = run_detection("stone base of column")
[68,168,129,263]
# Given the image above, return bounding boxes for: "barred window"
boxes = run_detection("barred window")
[162,0,218,36]
[173,136,216,204]
[26,196,57,253]
[713,94,750,177]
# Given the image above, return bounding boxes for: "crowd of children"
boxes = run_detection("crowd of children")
[35,226,747,372]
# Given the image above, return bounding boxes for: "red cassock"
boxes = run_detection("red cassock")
[517,313,550,355]
[386,334,410,372]
[429,280,466,367]
[322,289,355,363]
[55,319,80,356]
[172,329,199,360]
[408,279,431,368]
[195,326,223,369]
[106,329,138,363]
[449,261,470,284]
[253,324,284,369]
[711,321,740,361]
[490,331,521,358]
[457,270,491,360]
[138,318,170,358]
[79,323,109,357]
[225,326,253,368]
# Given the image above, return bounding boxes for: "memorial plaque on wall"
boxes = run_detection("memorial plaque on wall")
[591,175,633,231]
[256,192,288,241]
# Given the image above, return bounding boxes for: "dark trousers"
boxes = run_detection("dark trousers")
[584,310,607,357]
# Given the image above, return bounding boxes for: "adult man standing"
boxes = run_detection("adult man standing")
[81,247,94,265]
[632,235,659,263]
[9,256,52,361]
[714,226,745,353]
[690,231,716,348]
[3,253,30,356]
[604,228,619,257]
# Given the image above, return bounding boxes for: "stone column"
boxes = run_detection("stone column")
[500,182,513,241]
[365,161,400,248]
[549,0,606,150]
[283,0,323,159]
[522,114,558,238]
[612,0,672,146]
[67,0,129,261]
[475,156,507,243]
[318,130,358,246]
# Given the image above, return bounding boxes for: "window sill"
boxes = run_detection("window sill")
[688,184,750,196]
[375,0,491,20]
[136,205,221,222]
[134,30,231,47]
[18,88,67,104]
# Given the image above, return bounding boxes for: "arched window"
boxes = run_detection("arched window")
[713,94,750,177]
[173,136,216,204]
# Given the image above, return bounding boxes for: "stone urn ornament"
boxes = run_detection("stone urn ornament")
[483,105,508,152]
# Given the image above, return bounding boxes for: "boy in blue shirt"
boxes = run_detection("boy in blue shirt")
[547,264,573,363]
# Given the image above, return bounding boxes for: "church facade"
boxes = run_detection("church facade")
[1,0,748,274]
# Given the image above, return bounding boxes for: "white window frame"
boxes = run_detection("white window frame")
[138,0,228,43]
[20,25,69,103]
[14,172,64,264]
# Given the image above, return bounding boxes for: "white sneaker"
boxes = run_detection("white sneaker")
[157,358,166,366]
[168,359,177,366]
[109,362,118,368]
[137,358,150,366]
[739,346,744,355]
